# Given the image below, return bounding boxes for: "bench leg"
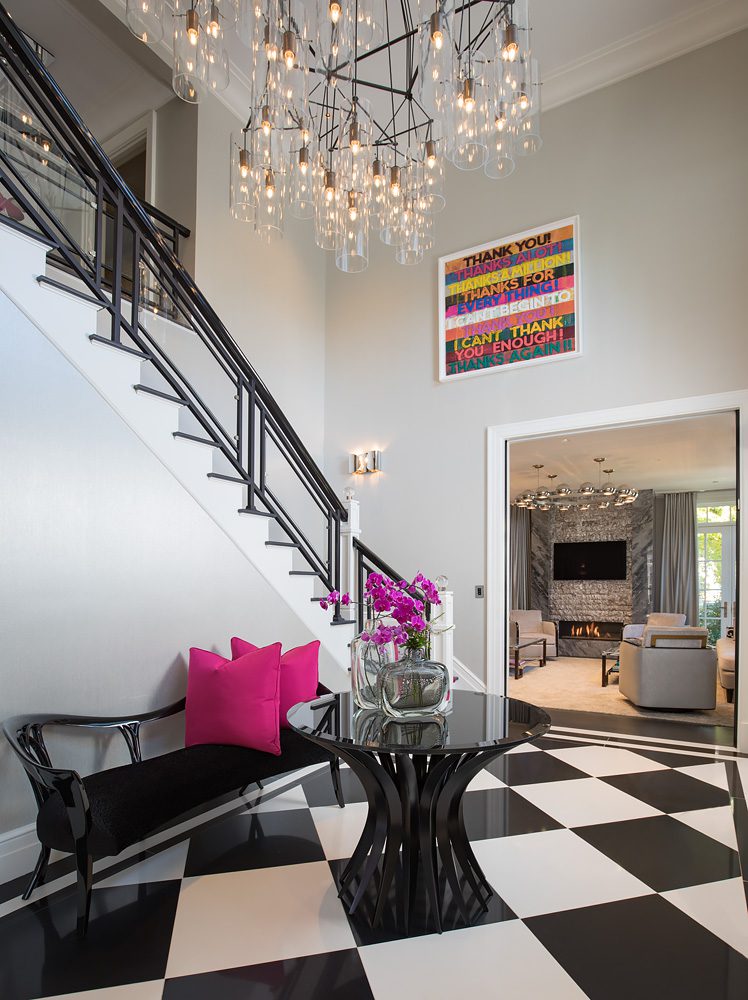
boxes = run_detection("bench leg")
[330,758,345,808]
[75,838,93,938]
[22,845,50,900]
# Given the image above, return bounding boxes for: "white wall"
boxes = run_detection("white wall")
[323,30,748,683]
[0,292,334,836]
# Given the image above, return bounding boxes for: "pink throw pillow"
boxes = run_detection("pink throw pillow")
[185,643,282,755]
[231,637,320,728]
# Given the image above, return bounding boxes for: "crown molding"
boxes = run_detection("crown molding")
[542,0,748,112]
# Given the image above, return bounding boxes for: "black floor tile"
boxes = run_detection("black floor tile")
[621,746,722,768]
[0,880,179,999]
[548,707,735,746]
[462,787,563,840]
[602,768,730,813]
[327,857,516,946]
[488,751,588,787]
[184,808,325,877]
[302,767,366,807]
[533,736,590,751]
[726,760,746,800]
[163,949,375,1000]
[575,815,741,891]
[526,893,748,1000]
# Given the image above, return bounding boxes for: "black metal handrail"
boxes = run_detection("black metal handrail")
[0,2,352,600]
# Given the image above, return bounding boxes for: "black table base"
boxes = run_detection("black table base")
[307,737,508,934]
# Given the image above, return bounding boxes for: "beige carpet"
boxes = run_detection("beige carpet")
[507,656,735,727]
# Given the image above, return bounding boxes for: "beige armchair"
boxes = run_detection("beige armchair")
[619,626,716,710]
[509,610,557,658]
[716,637,735,703]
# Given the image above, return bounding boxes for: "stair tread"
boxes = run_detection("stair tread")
[208,472,250,485]
[237,507,277,518]
[173,431,220,447]
[330,619,356,626]
[265,540,300,548]
[89,334,150,360]
[37,274,100,306]
[289,570,325,577]
[134,384,187,406]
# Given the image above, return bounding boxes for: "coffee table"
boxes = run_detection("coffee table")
[288,692,549,934]
[601,646,620,686]
[511,636,547,678]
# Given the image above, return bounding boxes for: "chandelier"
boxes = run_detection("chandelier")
[125,1,542,271]
[513,460,640,513]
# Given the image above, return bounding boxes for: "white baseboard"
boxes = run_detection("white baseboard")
[0,822,66,886]
[453,656,486,692]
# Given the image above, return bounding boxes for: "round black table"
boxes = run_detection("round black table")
[288,691,550,934]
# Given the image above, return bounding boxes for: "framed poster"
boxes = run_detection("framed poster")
[438,216,580,382]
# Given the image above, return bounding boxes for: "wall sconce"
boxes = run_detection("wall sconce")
[349,450,382,475]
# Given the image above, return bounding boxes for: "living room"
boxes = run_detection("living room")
[507,413,737,730]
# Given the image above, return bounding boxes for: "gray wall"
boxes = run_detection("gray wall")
[0,292,334,835]
[323,31,748,682]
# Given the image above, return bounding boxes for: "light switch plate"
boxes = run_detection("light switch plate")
[475,585,484,598]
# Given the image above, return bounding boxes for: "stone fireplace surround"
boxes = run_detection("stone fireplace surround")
[529,492,654,658]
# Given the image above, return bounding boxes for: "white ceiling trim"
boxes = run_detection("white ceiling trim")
[542,0,748,110]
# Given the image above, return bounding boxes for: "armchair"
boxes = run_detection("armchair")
[622,613,687,643]
[619,626,716,710]
[509,610,557,659]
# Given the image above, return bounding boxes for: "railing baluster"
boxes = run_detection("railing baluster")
[110,188,123,343]
[94,176,103,290]
[236,376,243,471]
[131,231,140,333]
[259,408,266,493]
[247,380,256,510]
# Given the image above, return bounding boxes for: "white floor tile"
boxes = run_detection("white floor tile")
[246,784,311,813]
[514,777,662,828]
[546,745,667,777]
[676,762,729,790]
[165,861,355,978]
[96,842,189,889]
[671,806,739,850]
[663,878,748,959]
[359,918,587,999]
[311,802,368,860]
[472,829,652,918]
[44,983,165,999]
[506,742,541,755]
[467,768,506,792]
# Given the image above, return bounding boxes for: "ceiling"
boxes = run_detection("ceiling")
[13,0,746,144]
[509,412,737,497]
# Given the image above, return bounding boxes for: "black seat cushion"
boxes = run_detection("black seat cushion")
[37,732,331,856]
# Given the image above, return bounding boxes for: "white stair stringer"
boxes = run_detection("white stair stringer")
[0,227,352,688]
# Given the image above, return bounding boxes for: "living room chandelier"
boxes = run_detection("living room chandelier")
[125,0,542,271]
[514,460,640,513]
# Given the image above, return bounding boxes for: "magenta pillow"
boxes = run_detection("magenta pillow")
[185,643,281,755]
[231,637,320,728]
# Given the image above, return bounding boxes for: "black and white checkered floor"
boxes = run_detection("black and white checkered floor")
[1,730,747,999]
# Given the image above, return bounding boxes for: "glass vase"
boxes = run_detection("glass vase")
[350,620,394,710]
[379,647,452,719]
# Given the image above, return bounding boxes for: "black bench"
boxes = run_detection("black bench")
[3,692,343,936]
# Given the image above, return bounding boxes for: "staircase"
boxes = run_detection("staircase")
[0,6,411,683]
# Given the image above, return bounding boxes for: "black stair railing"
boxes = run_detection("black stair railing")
[0,3,351,609]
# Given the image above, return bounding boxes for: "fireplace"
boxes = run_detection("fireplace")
[558,620,624,642]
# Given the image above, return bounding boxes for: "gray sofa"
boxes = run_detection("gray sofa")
[619,625,716,710]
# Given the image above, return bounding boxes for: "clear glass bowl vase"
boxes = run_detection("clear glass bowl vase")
[379,647,451,719]
[350,621,394,710]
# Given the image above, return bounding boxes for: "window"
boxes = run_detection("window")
[696,502,736,646]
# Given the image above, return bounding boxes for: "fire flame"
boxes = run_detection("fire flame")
[571,623,601,638]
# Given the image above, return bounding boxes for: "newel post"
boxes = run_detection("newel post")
[430,577,455,682]
[341,488,361,605]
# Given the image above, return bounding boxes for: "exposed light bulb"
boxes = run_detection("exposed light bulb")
[372,157,384,187]
[208,3,220,38]
[264,25,277,60]
[495,102,508,130]
[347,192,358,221]
[502,22,518,61]
[425,139,437,169]
[324,169,337,202]
[390,165,401,197]
[329,1,341,24]
[186,7,199,45]
[429,11,444,50]
[518,88,529,112]
[462,78,475,114]
[349,119,360,154]
[265,169,275,199]
[283,30,295,69]
[261,104,272,136]
[239,148,250,178]
[298,146,309,175]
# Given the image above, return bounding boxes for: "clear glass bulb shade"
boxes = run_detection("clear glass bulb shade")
[289,143,315,220]
[484,127,515,179]
[255,166,285,242]
[315,0,353,75]
[126,0,164,44]
[421,142,446,212]
[314,177,341,251]
[356,0,385,52]
[229,130,256,222]
[516,60,542,155]
[448,54,490,171]
[336,197,369,272]
[173,14,207,103]
[206,35,230,92]
[416,8,455,121]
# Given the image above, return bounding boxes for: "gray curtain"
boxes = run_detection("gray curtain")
[659,492,698,625]
[510,506,532,610]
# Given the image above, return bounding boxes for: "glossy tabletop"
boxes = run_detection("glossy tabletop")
[287,691,550,756]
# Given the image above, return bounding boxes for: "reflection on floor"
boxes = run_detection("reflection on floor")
[507,656,734,726]
[0,725,747,999]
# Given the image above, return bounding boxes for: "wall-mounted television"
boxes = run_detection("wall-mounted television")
[553,541,627,581]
